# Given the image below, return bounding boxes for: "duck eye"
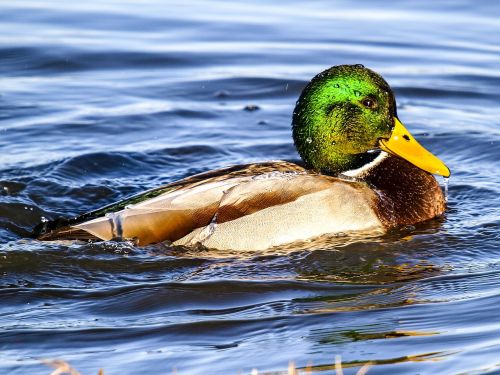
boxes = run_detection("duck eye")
[361,97,378,109]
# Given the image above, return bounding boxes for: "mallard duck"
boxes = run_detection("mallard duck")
[35,65,450,250]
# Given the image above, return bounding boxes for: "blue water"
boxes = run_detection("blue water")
[1,1,500,374]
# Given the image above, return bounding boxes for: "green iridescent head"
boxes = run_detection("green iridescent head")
[292,64,397,174]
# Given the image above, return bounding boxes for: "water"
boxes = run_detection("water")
[1,0,499,374]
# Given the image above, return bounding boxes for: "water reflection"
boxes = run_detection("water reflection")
[294,351,451,374]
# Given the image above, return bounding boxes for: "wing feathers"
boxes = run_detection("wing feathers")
[36,161,341,246]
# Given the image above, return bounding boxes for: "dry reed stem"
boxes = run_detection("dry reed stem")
[41,359,82,375]
[335,355,344,375]
[305,361,313,375]
[356,363,372,375]
[41,356,371,375]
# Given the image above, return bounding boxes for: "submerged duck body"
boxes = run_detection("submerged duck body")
[35,65,449,250]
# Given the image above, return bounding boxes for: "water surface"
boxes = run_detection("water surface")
[1,1,500,374]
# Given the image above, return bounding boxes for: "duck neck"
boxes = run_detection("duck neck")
[339,151,388,178]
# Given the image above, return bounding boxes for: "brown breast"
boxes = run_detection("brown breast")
[364,155,446,227]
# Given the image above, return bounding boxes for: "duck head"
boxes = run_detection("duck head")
[292,64,450,177]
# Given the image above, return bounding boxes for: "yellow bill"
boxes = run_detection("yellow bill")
[379,118,450,177]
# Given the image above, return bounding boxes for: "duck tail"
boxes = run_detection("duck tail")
[32,217,99,241]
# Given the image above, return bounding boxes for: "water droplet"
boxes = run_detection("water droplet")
[354,64,365,68]
[443,176,450,203]
[306,137,312,144]
[40,216,48,223]
[331,141,336,145]
[354,90,361,97]
[334,83,340,88]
